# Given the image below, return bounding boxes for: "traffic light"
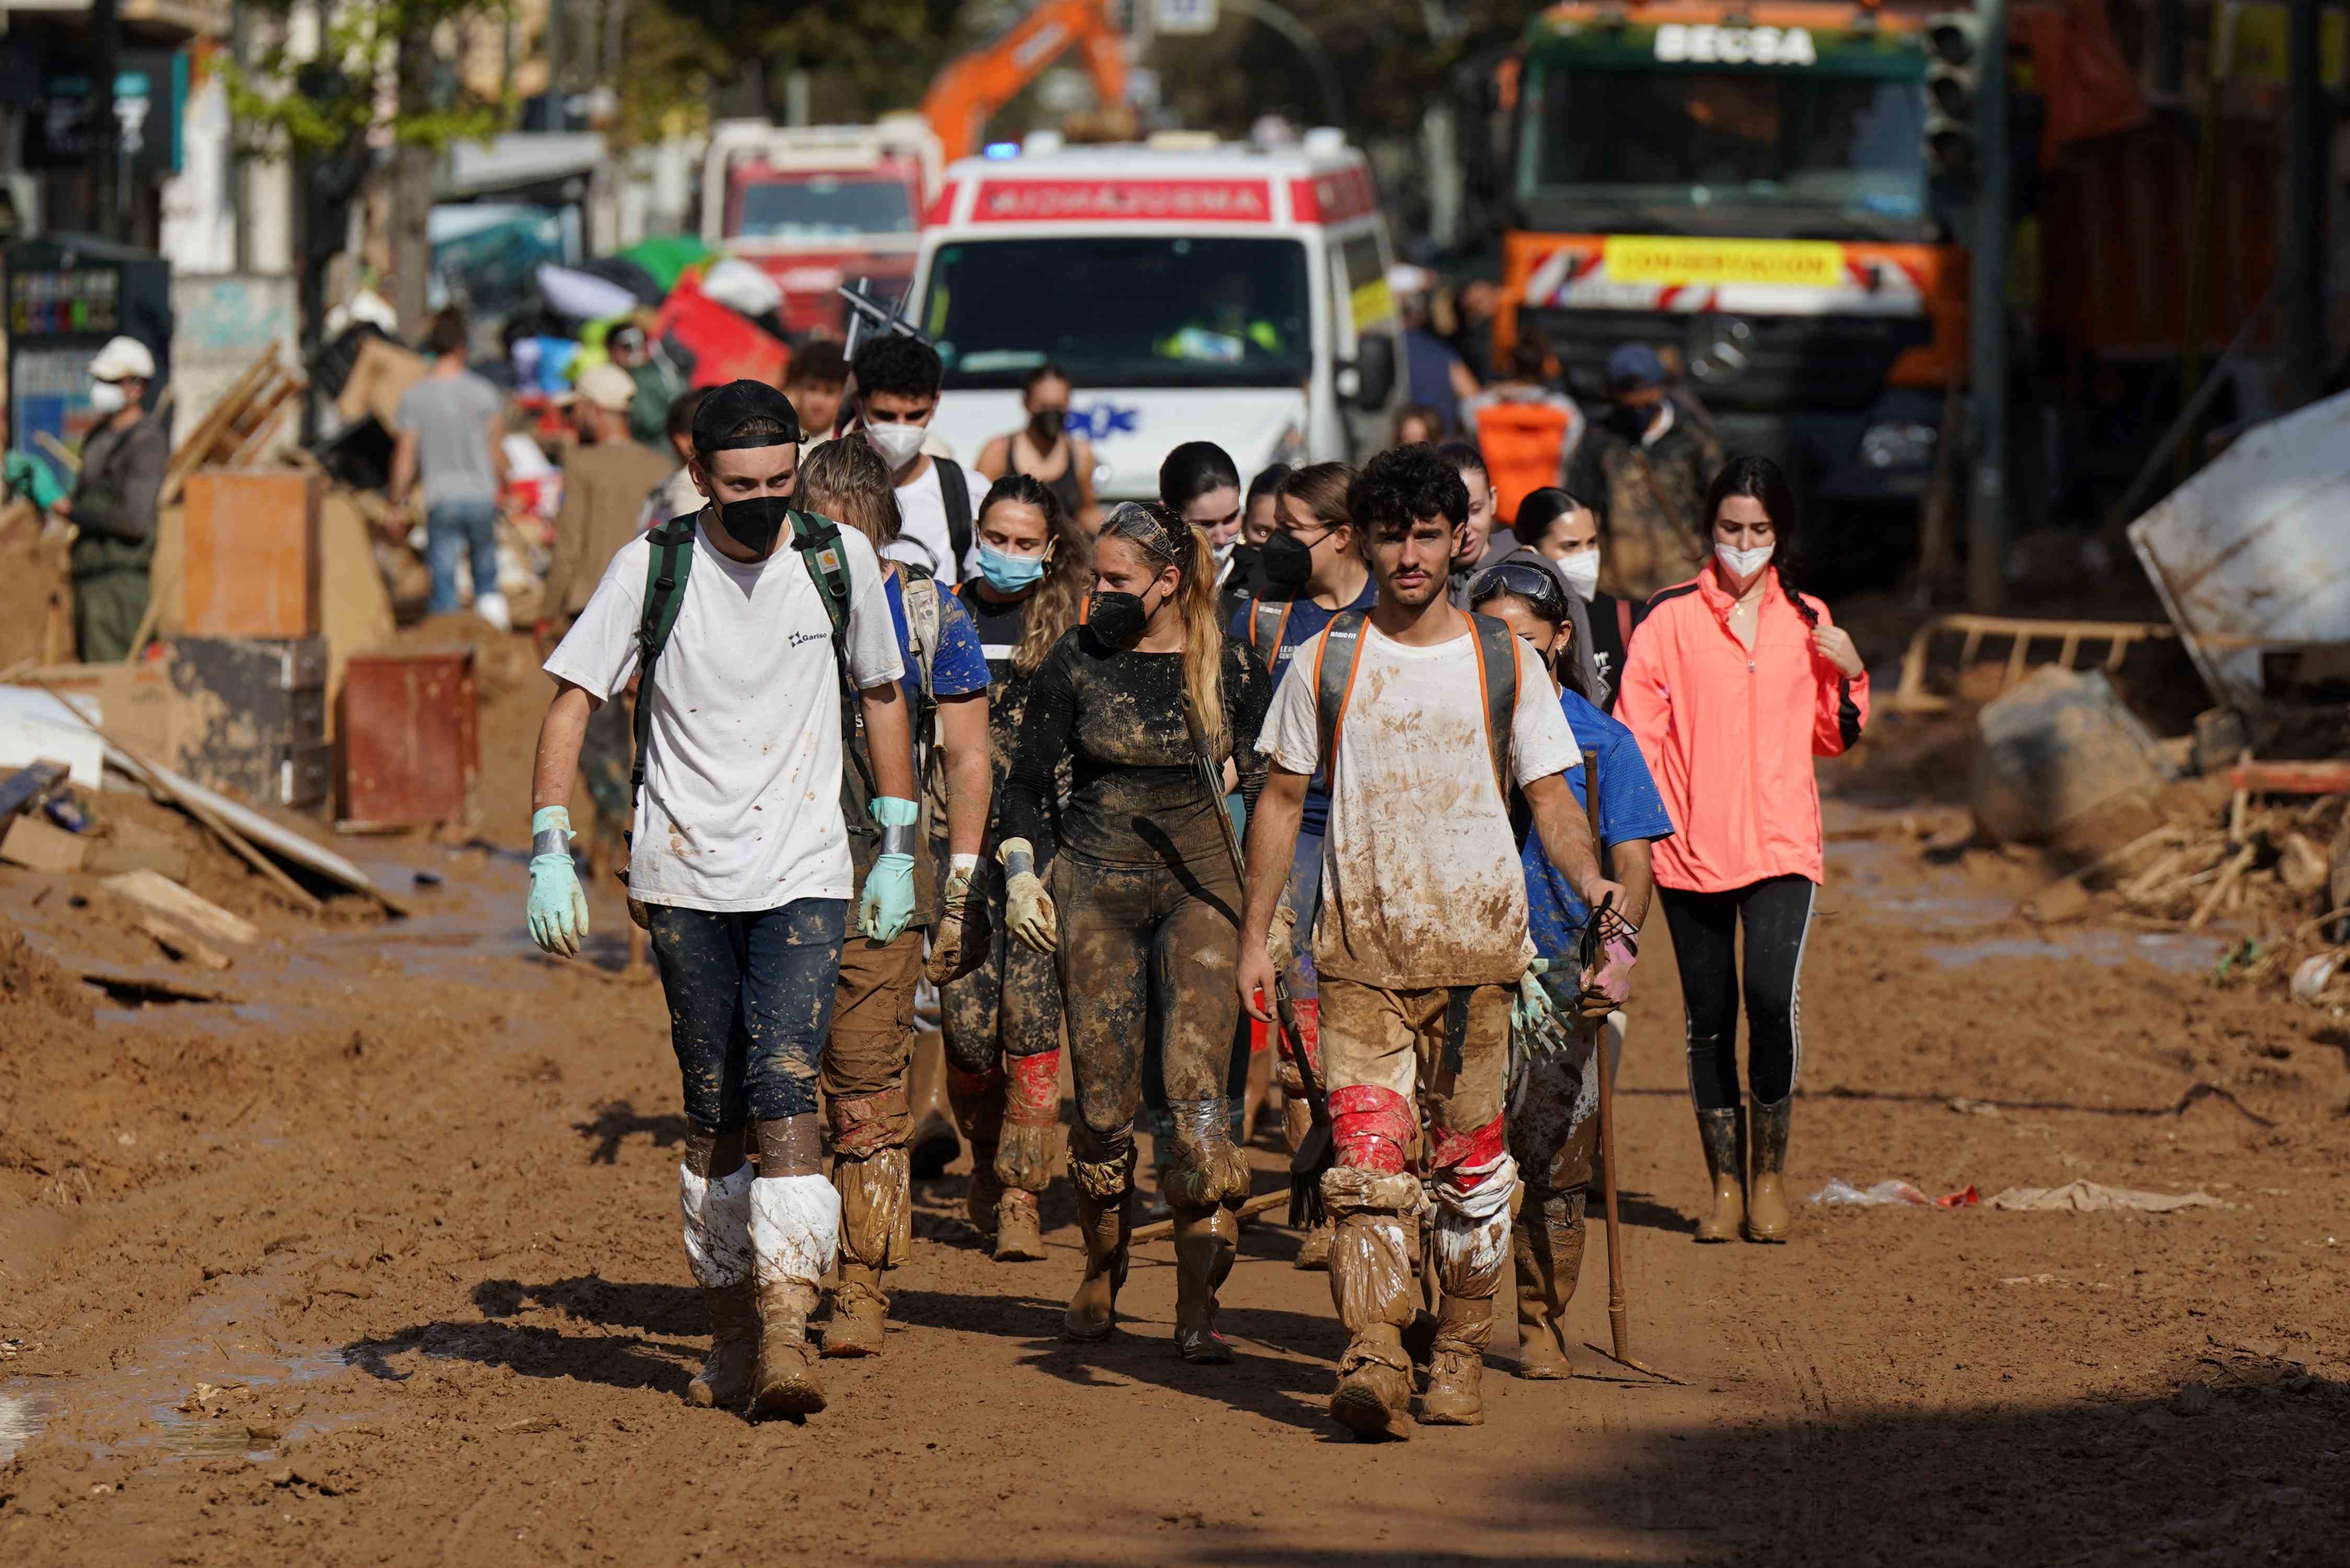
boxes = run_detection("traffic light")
[1923,12,1984,179]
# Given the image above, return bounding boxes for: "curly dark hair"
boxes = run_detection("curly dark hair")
[1348,442,1469,558]
[851,333,943,401]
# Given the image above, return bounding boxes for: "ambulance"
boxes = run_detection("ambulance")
[907,131,1406,500]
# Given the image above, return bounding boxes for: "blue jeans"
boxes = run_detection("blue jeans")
[424,498,501,614]
[647,900,848,1134]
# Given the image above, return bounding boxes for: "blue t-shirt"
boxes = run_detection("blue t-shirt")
[1230,575,1378,839]
[886,570,990,708]
[1523,688,1675,963]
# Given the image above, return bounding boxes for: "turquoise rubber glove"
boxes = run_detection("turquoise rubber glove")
[859,797,919,942]
[5,449,65,512]
[1514,958,1560,1034]
[527,805,590,957]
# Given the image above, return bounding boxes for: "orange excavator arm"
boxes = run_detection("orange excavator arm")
[921,0,1131,163]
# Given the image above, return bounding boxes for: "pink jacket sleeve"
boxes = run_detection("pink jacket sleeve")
[1807,598,1869,757]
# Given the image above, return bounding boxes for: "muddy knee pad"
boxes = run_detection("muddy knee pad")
[1321,1167,1425,1356]
[1161,1096,1251,1212]
[946,1065,1006,1146]
[1067,1122,1137,1202]
[995,1048,1064,1194]
[831,1146,912,1272]
[1430,1113,1516,1301]
[827,1085,912,1160]
[679,1163,754,1290]
[1328,1084,1415,1174]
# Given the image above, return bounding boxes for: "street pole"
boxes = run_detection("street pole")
[90,0,120,240]
[1964,0,2009,613]
[2280,0,2327,410]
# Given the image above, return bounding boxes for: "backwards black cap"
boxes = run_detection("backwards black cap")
[690,378,803,453]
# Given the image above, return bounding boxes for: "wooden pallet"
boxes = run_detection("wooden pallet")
[162,348,308,505]
[1888,614,2179,713]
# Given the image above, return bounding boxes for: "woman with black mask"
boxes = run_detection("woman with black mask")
[996,501,1272,1361]
[976,363,1097,531]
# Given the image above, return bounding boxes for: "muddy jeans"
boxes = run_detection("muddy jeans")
[647,900,847,1135]
[1053,849,1243,1185]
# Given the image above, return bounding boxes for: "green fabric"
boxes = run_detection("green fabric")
[5,449,65,511]
[618,235,718,293]
[72,566,151,663]
[627,360,685,449]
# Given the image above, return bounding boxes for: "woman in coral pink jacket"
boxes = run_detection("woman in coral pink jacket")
[1617,456,1867,1246]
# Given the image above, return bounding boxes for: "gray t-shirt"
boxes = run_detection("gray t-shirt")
[395,371,504,507]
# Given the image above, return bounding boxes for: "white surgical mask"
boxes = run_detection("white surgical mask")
[864,422,925,469]
[1715,541,1775,581]
[1553,547,1601,602]
[88,380,128,414]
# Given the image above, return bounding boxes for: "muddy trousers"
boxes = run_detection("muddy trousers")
[822,929,924,1347]
[71,566,150,663]
[1055,850,1252,1339]
[1318,978,1519,1380]
[648,900,848,1134]
[1658,876,1815,1111]
[1507,1017,1603,1373]
[941,857,1066,1208]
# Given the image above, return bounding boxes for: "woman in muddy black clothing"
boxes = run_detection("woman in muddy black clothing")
[939,474,1090,1264]
[997,500,1272,1361]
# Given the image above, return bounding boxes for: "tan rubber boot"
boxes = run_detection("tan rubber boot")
[1512,1200,1586,1380]
[1064,1185,1133,1341]
[1329,1323,1415,1442]
[1171,1206,1238,1364]
[1744,1098,1792,1243]
[750,1279,826,1416]
[1694,1108,1746,1243]
[1293,1219,1334,1271]
[825,1263,886,1358]
[1419,1297,1494,1425]
[688,1282,758,1408]
[947,1067,1006,1240]
[824,1147,906,1358]
[994,1187,1047,1261]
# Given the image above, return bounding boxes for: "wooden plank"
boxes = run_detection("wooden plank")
[1,814,88,873]
[132,915,234,971]
[128,752,410,917]
[2228,760,2350,795]
[83,839,191,881]
[101,869,259,946]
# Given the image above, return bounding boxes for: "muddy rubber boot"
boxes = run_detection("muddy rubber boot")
[1292,1219,1333,1272]
[1064,1186,1132,1342]
[1694,1107,1747,1243]
[823,1263,887,1358]
[1329,1323,1415,1443]
[1512,1204,1585,1381]
[993,1187,1047,1262]
[688,1282,758,1408]
[947,1066,1007,1240]
[1171,1206,1238,1364]
[750,1280,826,1416]
[1420,1297,1493,1425]
[1744,1097,1792,1243]
[965,1155,1005,1240]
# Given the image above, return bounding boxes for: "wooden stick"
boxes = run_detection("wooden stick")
[1128,1190,1289,1246]
[35,431,79,474]
[2190,845,2257,929]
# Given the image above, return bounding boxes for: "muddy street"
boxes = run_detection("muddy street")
[2,785,2347,1566]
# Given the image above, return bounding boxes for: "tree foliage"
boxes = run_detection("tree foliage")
[225,0,513,157]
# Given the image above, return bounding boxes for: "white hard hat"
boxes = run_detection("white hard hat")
[89,336,156,382]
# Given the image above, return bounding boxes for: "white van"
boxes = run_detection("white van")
[907,132,1406,501]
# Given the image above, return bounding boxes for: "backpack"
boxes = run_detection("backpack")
[1247,597,1295,670]
[936,457,972,582]
[626,508,855,837]
[1310,608,1519,800]
[1472,398,1575,527]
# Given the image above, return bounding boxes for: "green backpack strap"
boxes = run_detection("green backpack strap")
[788,508,853,649]
[628,513,701,838]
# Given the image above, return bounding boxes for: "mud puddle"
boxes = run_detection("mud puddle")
[1925,929,2225,975]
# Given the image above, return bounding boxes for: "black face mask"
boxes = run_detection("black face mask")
[717,494,793,556]
[1260,529,1315,591]
[1605,402,1654,440]
[1229,541,1261,580]
[1028,407,1067,446]
[1087,589,1151,647]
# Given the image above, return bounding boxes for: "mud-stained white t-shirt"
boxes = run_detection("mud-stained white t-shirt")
[1262,618,1580,988]
[545,518,902,914]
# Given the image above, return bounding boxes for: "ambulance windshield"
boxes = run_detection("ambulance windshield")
[925,236,1312,389]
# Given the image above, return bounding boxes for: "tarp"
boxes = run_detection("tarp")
[617,235,718,293]
[652,272,788,389]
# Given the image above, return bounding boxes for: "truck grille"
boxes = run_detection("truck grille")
[1523,308,1932,414]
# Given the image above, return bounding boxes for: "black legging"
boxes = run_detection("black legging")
[1658,875,1816,1111]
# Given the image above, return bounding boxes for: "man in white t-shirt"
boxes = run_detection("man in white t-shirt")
[847,333,974,583]
[526,381,919,1421]
[1237,444,1624,1440]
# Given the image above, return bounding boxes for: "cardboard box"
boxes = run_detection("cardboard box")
[2,815,87,873]
[183,469,322,638]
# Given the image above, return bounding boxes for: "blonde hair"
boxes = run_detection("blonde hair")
[797,437,900,546]
[1100,501,1229,761]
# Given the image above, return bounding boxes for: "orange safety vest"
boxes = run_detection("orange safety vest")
[1473,399,1574,526]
